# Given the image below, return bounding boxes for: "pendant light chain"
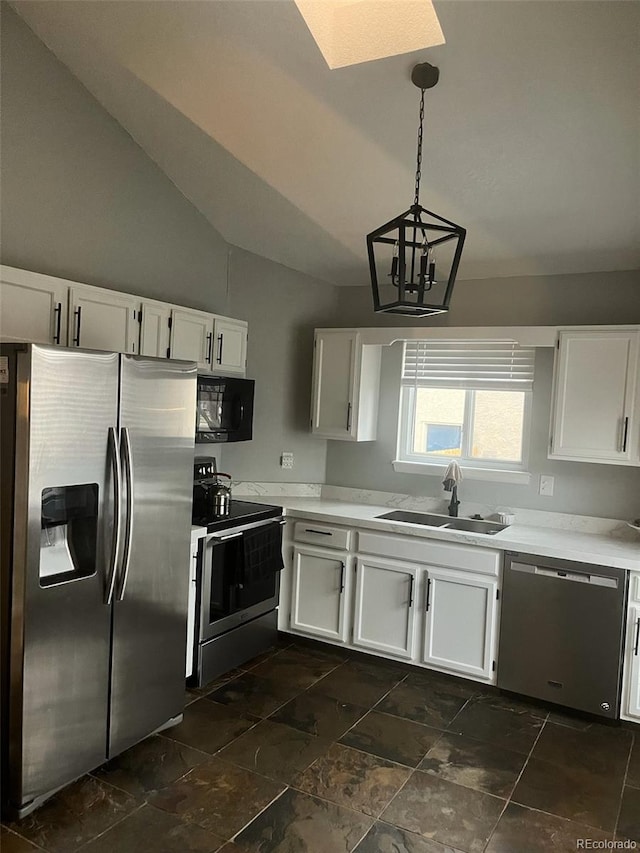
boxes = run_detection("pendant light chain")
[413,88,425,208]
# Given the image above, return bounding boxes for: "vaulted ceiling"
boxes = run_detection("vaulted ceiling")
[11,0,640,286]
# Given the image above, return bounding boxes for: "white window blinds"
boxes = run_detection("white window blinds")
[402,341,535,391]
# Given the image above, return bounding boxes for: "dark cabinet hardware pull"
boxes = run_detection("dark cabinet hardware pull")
[72,306,82,346]
[346,402,352,431]
[206,332,213,364]
[304,528,332,536]
[339,562,345,593]
[425,578,432,611]
[217,333,224,364]
[634,617,640,656]
[622,416,629,453]
[53,302,62,344]
[408,575,415,607]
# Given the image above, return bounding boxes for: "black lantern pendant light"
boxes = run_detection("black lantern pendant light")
[367,63,466,316]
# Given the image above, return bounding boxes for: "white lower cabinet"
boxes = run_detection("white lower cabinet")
[621,572,640,722]
[625,605,640,721]
[290,545,350,643]
[353,557,418,660]
[186,530,204,679]
[286,522,501,684]
[422,567,498,680]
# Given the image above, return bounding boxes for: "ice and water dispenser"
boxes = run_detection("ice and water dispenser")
[40,484,98,586]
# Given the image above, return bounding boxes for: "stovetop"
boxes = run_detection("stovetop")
[193,499,283,533]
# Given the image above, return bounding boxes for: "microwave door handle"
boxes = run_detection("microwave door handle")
[116,427,134,601]
[105,427,122,605]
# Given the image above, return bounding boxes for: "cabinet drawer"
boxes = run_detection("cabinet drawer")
[293,522,351,551]
[630,573,640,604]
[358,531,500,576]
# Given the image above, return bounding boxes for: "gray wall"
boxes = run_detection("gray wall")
[325,270,640,520]
[333,271,640,329]
[3,3,639,512]
[0,4,337,485]
[223,248,337,483]
[325,341,640,520]
[0,3,230,310]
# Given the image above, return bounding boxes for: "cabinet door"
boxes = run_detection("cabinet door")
[169,308,213,371]
[69,286,139,354]
[423,567,498,681]
[0,267,67,345]
[353,557,418,660]
[140,302,171,358]
[290,546,349,642]
[212,316,247,375]
[550,330,639,464]
[625,605,640,721]
[311,331,358,439]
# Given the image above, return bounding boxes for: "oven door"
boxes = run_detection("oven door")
[198,518,283,642]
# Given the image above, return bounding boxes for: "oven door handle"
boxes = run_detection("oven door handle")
[214,531,244,542]
[206,516,285,540]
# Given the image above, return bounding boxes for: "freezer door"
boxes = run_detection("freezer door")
[109,356,196,756]
[8,345,119,809]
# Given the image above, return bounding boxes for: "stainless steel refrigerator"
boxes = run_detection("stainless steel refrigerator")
[0,343,197,818]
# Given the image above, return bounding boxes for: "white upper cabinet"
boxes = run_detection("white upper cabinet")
[212,316,247,375]
[550,329,639,465]
[1,266,248,373]
[168,308,214,371]
[69,285,139,354]
[422,566,498,681]
[139,301,171,358]
[0,266,67,345]
[310,329,381,441]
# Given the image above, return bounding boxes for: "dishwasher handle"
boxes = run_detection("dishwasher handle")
[510,561,618,589]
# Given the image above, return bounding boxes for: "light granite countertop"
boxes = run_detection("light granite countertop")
[255,496,640,572]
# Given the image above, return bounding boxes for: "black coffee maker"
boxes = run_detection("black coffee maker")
[193,457,232,520]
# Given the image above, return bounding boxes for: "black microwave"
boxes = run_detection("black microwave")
[196,376,254,443]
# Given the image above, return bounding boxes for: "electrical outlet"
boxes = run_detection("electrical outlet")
[539,475,555,496]
[281,452,294,470]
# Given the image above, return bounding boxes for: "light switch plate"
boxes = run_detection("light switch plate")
[281,452,294,469]
[539,475,555,496]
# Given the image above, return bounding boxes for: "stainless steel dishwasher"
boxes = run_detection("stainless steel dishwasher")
[497,552,628,719]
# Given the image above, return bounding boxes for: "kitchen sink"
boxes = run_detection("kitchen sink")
[376,510,508,535]
[377,510,451,526]
[443,518,508,535]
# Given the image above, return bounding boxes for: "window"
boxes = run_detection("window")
[396,341,535,481]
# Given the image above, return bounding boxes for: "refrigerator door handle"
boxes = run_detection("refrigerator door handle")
[116,426,134,601]
[105,427,123,605]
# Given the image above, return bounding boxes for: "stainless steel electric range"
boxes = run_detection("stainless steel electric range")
[191,465,284,688]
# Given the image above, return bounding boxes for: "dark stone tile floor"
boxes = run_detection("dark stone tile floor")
[3,635,639,853]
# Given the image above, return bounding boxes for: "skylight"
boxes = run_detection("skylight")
[293,0,445,69]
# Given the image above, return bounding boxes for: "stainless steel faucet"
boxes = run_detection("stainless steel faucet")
[448,485,460,517]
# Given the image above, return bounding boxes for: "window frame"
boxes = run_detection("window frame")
[395,383,533,485]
